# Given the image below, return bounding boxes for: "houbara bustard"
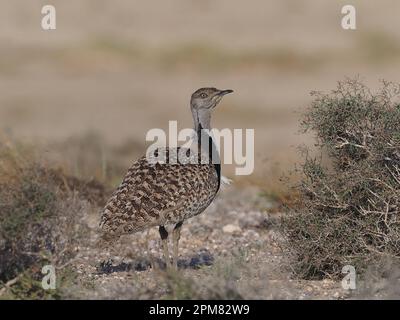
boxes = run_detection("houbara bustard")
[100,87,233,269]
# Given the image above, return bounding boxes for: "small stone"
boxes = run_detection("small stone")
[243,230,260,239]
[238,211,268,229]
[222,224,242,234]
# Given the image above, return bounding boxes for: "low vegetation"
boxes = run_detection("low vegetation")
[0,141,104,298]
[282,79,400,279]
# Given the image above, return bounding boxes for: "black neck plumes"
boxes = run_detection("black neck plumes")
[197,123,221,192]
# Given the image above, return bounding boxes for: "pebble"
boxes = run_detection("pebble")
[243,230,260,239]
[238,211,263,227]
[222,224,242,234]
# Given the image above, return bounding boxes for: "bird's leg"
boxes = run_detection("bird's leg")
[172,221,183,270]
[145,229,156,270]
[159,226,171,269]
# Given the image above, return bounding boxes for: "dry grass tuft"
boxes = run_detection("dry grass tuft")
[0,139,104,298]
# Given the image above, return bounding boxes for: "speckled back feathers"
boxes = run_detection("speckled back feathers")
[100,148,219,241]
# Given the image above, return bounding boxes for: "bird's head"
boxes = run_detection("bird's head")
[190,87,233,130]
[190,87,233,111]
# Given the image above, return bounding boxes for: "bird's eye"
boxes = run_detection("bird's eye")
[200,93,208,98]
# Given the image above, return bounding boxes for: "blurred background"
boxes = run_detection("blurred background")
[1,0,400,189]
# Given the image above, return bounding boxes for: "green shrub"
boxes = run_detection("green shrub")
[282,79,400,279]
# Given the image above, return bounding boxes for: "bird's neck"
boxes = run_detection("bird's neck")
[192,108,220,164]
[193,109,211,132]
[192,109,211,149]
[197,123,221,189]
[191,107,221,190]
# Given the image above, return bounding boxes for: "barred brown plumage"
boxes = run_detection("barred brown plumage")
[99,87,233,269]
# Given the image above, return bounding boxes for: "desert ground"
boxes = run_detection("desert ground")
[1,0,400,299]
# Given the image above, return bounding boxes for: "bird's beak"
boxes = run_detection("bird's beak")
[218,89,234,96]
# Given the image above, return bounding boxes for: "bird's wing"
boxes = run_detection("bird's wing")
[99,149,215,238]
